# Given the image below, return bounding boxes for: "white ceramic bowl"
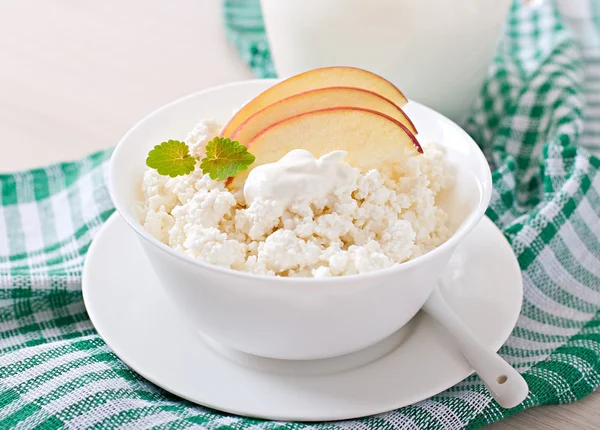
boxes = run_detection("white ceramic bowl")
[109,79,493,360]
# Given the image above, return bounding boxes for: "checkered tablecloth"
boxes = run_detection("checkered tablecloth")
[0,0,600,429]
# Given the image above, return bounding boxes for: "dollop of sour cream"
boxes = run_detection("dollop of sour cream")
[243,149,353,207]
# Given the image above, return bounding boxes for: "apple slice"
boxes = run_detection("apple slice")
[227,107,422,192]
[221,66,408,138]
[230,87,417,147]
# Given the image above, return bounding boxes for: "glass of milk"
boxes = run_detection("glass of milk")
[260,0,516,123]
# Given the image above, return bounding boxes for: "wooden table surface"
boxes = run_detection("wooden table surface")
[1,1,597,428]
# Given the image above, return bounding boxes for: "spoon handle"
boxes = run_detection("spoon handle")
[423,287,528,409]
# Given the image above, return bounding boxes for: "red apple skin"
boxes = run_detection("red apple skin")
[220,66,409,137]
[247,106,422,154]
[228,86,417,144]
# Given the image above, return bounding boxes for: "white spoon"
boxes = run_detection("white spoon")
[423,286,529,409]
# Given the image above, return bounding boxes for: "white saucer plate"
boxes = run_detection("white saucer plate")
[83,214,522,421]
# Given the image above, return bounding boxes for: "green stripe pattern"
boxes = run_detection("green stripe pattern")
[0,0,600,429]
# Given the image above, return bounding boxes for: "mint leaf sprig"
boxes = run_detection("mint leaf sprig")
[145,137,255,180]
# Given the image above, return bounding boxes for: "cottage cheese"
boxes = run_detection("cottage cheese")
[140,119,452,277]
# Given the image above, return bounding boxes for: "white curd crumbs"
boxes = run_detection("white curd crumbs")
[140,119,452,277]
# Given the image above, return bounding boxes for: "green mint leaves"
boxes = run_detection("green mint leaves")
[146,137,255,181]
[146,140,196,178]
[199,137,256,180]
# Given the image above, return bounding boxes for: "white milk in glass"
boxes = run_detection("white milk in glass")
[261,0,513,123]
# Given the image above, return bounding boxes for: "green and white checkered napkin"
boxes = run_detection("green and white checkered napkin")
[1,1,600,429]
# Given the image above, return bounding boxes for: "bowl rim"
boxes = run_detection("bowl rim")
[109,79,493,284]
